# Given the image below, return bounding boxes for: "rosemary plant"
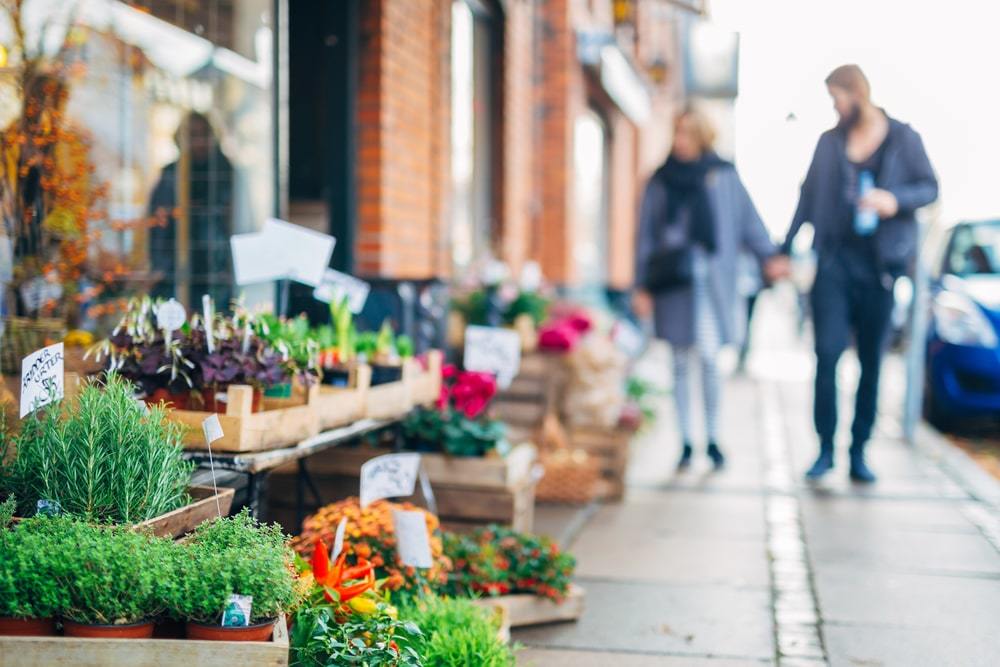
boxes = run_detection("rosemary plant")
[0,374,193,523]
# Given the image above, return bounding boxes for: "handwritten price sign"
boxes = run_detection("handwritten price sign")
[20,343,65,418]
[463,325,521,389]
[359,453,421,508]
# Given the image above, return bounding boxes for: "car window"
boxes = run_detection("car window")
[946,222,1000,276]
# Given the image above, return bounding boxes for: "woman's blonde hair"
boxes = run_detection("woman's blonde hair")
[675,106,717,152]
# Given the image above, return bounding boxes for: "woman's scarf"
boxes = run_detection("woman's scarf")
[653,151,730,253]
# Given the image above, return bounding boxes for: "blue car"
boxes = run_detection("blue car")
[925,219,1000,429]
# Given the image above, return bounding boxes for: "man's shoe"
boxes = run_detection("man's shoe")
[805,450,835,480]
[849,449,877,484]
[677,443,694,470]
[707,442,726,469]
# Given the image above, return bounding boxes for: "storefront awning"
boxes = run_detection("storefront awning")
[577,31,651,124]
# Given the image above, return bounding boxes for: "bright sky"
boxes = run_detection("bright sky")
[711,0,1000,237]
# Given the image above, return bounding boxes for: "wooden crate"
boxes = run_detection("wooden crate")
[170,384,320,453]
[0,615,288,667]
[12,486,235,539]
[363,372,412,420]
[315,365,372,431]
[407,350,444,407]
[436,477,537,533]
[307,443,537,490]
[138,485,235,538]
[474,584,586,628]
[568,425,634,501]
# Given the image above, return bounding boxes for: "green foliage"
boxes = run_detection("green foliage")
[502,291,549,326]
[375,320,396,357]
[403,408,508,458]
[290,602,423,667]
[329,297,356,363]
[452,291,490,327]
[57,519,169,625]
[0,495,15,528]
[0,374,193,523]
[443,525,576,601]
[626,376,665,426]
[401,595,515,667]
[396,334,415,359]
[255,313,320,381]
[0,516,73,619]
[168,510,301,624]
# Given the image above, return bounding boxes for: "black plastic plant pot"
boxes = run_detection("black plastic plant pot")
[370,363,403,386]
[322,368,353,388]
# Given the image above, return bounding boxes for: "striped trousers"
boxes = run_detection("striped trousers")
[672,251,722,444]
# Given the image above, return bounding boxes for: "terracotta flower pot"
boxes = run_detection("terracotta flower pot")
[0,616,56,636]
[185,619,276,642]
[145,388,190,410]
[199,387,263,413]
[63,619,155,639]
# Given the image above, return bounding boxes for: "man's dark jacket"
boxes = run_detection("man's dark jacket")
[782,115,938,273]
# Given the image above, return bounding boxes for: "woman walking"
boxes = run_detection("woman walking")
[634,108,787,469]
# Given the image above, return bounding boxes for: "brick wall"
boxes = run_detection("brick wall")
[356,0,451,279]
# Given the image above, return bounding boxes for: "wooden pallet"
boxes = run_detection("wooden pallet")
[170,384,320,453]
[0,615,288,667]
[473,584,586,628]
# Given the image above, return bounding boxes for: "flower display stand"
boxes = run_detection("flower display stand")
[473,584,586,628]
[363,368,412,420]
[314,365,372,431]
[303,443,539,532]
[169,384,321,452]
[0,615,288,667]
[407,350,444,407]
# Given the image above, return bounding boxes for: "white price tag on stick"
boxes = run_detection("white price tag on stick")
[359,453,421,508]
[312,268,371,313]
[463,325,521,389]
[332,517,348,561]
[393,510,433,568]
[20,343,65,418]
[201,414,225,517]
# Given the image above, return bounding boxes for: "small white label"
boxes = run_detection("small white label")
[393,509,433,568]
[156,298,186,335]
[332,517,347,561]
[20,343,65,418]
[202,413,224,444]
[134,398,151,415]
[463,325,521,389]
[359,453,421,508]
[311,268,371,313]
[221,594,252,627]
[202,295,215,353]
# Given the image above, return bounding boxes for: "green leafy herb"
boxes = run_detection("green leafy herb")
[291,602,423,667]
[401,595,516,667]
[0,374,193,523]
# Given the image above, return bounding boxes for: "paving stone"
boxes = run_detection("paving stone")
[512,579,775,661]
[812,568,1000,632]
[824,623,1000,667]
[516,648,773,666]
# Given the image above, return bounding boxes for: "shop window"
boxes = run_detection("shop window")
[572,109,610,287]
[450,0,496,271]
[0,0,275,325]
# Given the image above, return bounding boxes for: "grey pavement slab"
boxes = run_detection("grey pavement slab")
[517,647,772,666]
[512,579,775,661]
[812,567,1000,632]
[799,495,977,534]
[824,623,1000,667]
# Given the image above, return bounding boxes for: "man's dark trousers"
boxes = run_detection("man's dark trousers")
[810,249,895,451]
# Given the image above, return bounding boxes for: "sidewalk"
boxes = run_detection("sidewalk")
[514,290,1000,667]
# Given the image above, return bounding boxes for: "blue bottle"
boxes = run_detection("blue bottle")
[854,171,878,237]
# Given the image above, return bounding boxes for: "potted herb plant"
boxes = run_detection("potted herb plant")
[0,374,194,525]
[54,519,169,638]
[254,313,320,398]
[0,515,68,636]
[317,297,358,388]
[169,510,301,641]
[363,320,405,386]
